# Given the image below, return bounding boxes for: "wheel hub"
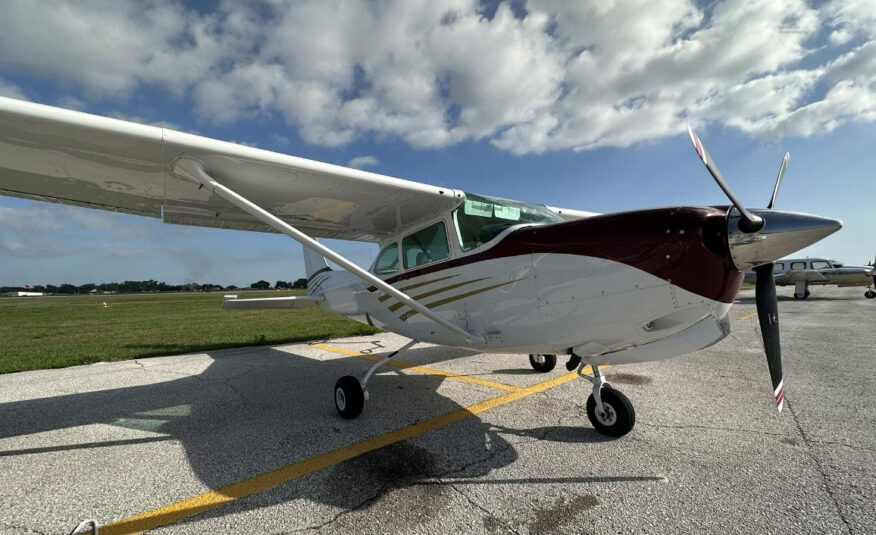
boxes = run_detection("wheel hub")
[595,402,617,426]
[335,388,346,411]
[532,354,546,365]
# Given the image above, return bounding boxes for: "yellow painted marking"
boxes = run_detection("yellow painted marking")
[737,311,758,320]
[311,343,520,392]
[378,275,460,302]
[101,369,586,535]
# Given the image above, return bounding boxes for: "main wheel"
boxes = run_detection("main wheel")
[529,354,557,373]
[865,290,875,299]
[334,376,364,419]
[586,387,635,437]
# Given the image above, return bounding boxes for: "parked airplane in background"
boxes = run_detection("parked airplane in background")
[0,97,842,437]
[745,258,876,299]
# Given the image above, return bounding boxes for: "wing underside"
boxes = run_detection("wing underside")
[0,97,463,241]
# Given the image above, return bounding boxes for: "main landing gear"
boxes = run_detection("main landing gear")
[580,362,636,437]
[865,289,875,299]
[528,354,557,372]
[334,339,418,419]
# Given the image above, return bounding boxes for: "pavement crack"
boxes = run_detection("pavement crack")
[446,483,521,535]
[639,421,789,438]
[289,482,391,533]
[0,522,48,535]
[786,399,853,534]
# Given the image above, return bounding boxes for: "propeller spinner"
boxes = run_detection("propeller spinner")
[687,126,841,411]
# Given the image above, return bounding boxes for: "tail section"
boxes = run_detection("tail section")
[303,243,332,295]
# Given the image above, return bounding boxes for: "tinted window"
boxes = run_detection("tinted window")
[403,222,449,269]
[790,262,806,270]
[454,192,562,252]
[373,243,399,275]
[811,261,830,270]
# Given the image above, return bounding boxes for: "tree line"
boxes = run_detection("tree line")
[1,278,308,294]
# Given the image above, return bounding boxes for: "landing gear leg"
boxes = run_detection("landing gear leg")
[334,339,418,419]
[794,280,810,299]
[578,361,635,437]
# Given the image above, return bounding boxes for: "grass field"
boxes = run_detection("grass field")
[0,291,380,374]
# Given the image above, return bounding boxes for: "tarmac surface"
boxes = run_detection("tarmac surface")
[0,286,873,535]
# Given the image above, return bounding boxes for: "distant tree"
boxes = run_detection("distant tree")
[57,284,78,294]
[45,284,58,293]
[292,278,308,289]
[78,283,97,293]
[225,285,238,291]
[250,280,270,289]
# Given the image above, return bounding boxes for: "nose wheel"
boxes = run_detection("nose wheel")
[865,290,875,299]
[580,362,636,437]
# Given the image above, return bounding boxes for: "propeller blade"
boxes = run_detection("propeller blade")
[687,125,764,232]
[767,153,790,209]
[754,262,784,411]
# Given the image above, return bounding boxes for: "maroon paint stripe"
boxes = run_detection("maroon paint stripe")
[384,206,741,303]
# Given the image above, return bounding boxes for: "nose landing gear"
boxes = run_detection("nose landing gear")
[580,362,635,437]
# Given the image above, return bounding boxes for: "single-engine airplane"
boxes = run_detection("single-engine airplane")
[744,257,875,299]
[0,97,842,437]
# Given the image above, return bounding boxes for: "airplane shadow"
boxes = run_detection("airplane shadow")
[0,343,641,529]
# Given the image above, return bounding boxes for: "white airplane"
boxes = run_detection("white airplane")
[0,97,842,437]
[744,257,875,299]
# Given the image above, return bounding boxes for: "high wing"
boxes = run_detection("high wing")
[0,97,464,241]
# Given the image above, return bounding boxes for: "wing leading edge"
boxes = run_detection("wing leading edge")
[0,97,463,241]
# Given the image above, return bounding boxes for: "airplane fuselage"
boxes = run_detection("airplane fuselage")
[743,257,875,298]
[312,206,741,364]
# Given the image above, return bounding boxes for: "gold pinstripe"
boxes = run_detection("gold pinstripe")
[400,278,522,321]
[388,277,490,312]
[377,274,459,302]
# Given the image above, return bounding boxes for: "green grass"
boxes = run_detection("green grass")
[0,291,380,374]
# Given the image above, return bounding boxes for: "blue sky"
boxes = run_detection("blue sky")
[1,0,874,287]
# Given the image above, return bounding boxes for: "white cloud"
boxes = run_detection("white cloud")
[0,77,26,100]
[0,0,874,154]
[347,156,378,169]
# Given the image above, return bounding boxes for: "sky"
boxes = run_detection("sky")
[0,0,874,287]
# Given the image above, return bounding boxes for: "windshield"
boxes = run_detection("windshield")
[453,192,562,252]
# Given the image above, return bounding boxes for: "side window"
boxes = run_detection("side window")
[810,261,830,270]
[773,263,784,273]
[402,222,449,269]
[373,243,399,275]
[790,261,806,270]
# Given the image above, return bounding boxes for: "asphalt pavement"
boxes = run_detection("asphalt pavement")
[0,286,873,534]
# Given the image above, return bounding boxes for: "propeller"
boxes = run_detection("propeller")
[687,125,791,411]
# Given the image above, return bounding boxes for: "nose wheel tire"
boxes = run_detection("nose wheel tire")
[335,376,365,419]
[586,387,635,437]
[529,354,557,373]
[865,290,875,299]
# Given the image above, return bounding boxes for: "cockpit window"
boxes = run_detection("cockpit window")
[402,221,450,269]
[373,243,400,275]
[830,260,843,267]
[453,192,563,252]
[811,261,831,270]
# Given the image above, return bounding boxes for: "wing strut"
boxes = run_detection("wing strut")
[172,158,485,345]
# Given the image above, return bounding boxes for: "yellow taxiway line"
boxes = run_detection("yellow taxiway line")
[101,367,585,534]
[737,311,758,320]
[311,342,522,392]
